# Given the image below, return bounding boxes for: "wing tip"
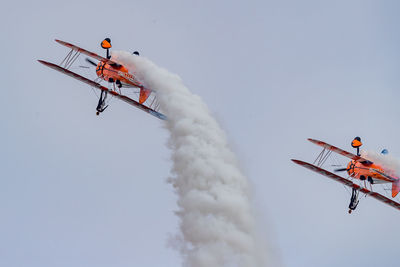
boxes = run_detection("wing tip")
[307,138,319,143]
[148,109,167,120]
[37,59,50,66]
[291,159,303,165]
[159,114,168,120]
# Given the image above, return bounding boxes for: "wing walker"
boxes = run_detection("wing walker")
[292,137,400,213]
[38,38,166,120]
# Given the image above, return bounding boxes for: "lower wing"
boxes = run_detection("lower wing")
[292,159,400,211]
[38,60,167,120]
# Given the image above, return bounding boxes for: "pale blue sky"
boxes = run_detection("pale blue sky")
[2,1,400,266]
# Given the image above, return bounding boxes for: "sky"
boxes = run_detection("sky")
[2,0,400,266]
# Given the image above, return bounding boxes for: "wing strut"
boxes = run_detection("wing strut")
[313,147,333,167]
[60,48,80,69]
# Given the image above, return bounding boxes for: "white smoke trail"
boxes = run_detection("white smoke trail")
[112,51,269,267]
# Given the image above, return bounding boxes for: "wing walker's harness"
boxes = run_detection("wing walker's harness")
[94,38,112,115]
[313,137,365,214]
[348,137,363,214]
[327,137,366,214]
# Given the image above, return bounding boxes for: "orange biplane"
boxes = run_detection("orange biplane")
[38,38,166,120]
[292,137,400,213]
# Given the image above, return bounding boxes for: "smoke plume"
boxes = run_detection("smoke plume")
[112,51,269,267]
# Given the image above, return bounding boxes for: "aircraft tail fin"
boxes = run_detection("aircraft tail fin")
[139,88,151,104]
[392,180,400,198]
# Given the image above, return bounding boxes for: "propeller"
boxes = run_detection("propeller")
[334,168,348,172]
[86,58,97,67]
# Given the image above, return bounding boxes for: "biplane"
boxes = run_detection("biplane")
[292,137,400,213]
[38,38,166,120]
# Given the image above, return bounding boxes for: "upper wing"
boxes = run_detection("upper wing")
[308,138,372,165]
[38,60,166,120]
[55,39,118,65]
[292,159,400,211]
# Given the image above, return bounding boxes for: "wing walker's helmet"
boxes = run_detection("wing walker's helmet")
[101,38,112,49]
[351,137,362,148]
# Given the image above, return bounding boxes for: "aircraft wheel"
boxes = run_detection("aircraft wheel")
[116,80,122,88]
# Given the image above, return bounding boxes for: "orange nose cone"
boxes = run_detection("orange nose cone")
[96,62,104,77]
[346,161,355,176]
[101,38,112,49]
[351,137,362,148]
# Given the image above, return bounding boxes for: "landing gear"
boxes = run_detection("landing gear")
[348,188,359,214]
[116,79,122,88]
[96,90,108,115]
